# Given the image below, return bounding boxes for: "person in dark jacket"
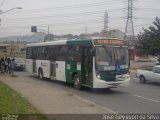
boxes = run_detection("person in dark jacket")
[7,58,11,74]
[0,57,5,73]
[4,57,8,73]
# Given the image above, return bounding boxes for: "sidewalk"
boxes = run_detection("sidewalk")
[0,72,115,114]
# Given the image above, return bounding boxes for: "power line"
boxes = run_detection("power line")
[3,12,102,21]
[5,0,122,14]
[2,9,122,21]
[0,22,152,36]
[137,8,160,12]
[2,16,126,28]
[0,19,103,29]
[0,20,153,38]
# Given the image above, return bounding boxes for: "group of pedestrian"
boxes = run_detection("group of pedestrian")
[0,57,16,76]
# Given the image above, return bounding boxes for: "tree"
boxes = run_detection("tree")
[137,17,160,56]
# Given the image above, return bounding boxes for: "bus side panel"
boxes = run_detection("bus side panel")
[26,59,33,74]
[56,61,66,82]
[36,60,50,78]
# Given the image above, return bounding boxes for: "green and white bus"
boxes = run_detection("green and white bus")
[26,38,130,89]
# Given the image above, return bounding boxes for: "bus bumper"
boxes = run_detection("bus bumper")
[93,77,130,88]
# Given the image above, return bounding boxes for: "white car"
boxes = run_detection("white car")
[14,58,26,71]
[136,65,160,83]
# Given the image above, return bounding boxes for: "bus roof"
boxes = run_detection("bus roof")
[26,38,92,47]
[26,38,127,47]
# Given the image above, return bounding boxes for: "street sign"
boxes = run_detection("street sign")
[31,26,37,32]
[115,64,120,72]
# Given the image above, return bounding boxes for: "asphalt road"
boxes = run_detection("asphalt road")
[20,71,160,114]
[54,76,160,114]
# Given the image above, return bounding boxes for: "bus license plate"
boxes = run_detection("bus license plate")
[112,83,120,86]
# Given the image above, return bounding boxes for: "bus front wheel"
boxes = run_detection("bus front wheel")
[73,74,81,90]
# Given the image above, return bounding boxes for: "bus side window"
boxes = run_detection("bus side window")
[32,47,37,59]
[68,45,80,61]
[49,46,56,60]
[56,46,67,61]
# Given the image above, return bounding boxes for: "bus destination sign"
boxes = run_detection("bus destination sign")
[94,39,127,45]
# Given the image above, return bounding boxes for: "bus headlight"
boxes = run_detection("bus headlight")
[126,74,130,79]
[116,74,130,80]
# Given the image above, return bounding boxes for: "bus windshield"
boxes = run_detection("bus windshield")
[95,46,129,71]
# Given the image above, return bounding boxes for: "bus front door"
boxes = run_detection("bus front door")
[82,47,93,87]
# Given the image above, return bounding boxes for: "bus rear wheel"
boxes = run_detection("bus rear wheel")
[38,69,44,80]
[73,74,81,90]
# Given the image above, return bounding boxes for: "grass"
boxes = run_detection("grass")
[0,81,46,120]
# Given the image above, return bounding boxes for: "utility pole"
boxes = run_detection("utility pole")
[17,38,19,53]
[31,25,54,42]
[102,11,108,37]
[104,11,108,32]
[124,0,135,44]
[48,25,50,41]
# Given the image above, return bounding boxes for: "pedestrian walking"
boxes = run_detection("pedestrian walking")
[4,57,8,73]
[0,57,5,74]
[7,58,11,74]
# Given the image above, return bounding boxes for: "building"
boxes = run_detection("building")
[0,43,25,54]
[0,44,10,53]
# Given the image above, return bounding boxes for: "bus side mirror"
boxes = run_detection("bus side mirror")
[92,48,96,56]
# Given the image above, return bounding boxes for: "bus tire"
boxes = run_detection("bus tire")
[73,74,81,90]
[38,68,44,80]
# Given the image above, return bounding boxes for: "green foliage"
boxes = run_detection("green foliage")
[137,17,160,55]
[0,81,47,120]
[0,81,38,114]
[136,48,146,56]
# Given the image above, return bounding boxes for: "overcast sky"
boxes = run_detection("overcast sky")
[0,0,159,37]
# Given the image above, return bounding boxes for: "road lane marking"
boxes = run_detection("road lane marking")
[133,94,160,103]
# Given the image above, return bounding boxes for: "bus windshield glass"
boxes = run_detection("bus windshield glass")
[95,46,129,71]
